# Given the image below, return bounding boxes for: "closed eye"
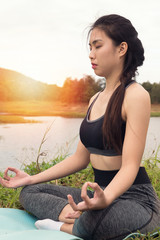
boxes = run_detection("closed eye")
[96,45,101,49]
[89,45,101,51]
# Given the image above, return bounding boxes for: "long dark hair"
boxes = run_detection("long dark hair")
[90,14,145,154]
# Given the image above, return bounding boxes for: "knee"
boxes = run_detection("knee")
[19,184,40,206]
[19,185,31,205]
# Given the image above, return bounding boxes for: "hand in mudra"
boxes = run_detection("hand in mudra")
[65,182,108,219]
[0,167,30,188]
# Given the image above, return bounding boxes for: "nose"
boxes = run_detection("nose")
[89,49,95,60]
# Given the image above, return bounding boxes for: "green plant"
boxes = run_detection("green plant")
[143,145,160,198]
[36,122,54,172]
[23,155,66,176]
[124,229,160,239]
[57,164,94,188]
[0,173,22,208]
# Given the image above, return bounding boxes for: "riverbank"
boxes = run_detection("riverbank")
[0,101,160,123]
[0,115,41,124]
[150,104,160,117]
[0,101,88,120]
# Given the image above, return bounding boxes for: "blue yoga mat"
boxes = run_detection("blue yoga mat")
[0,208,82,239]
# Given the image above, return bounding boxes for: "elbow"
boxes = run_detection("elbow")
[78,160,90,171]
[120,163,140,183]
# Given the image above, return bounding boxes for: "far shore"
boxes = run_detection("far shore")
[0,101,160,123]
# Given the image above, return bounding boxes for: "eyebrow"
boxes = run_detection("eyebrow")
[89,39,103,46]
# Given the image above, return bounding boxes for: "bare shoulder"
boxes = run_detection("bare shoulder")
[123,82,151,120]
[124,82,151,107]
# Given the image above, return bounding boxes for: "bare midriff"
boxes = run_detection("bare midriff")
[90,154,122,171]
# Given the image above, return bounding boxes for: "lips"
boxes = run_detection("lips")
[91,63,97,69]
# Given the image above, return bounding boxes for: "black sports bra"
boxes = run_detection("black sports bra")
[79,81,136,156]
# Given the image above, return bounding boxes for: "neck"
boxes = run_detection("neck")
[103,75,121,94]
[103,64,123,93]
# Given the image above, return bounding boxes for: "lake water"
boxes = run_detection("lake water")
[0,117,160,171]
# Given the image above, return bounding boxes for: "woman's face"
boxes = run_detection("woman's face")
[89,28,121,78]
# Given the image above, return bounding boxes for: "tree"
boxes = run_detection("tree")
[60,75,102,103]
[150,83,160,103]
[142,81,152,95]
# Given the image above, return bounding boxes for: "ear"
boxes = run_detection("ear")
[118,42,128,57]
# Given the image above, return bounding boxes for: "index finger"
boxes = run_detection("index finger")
[88,182,102,192]
[67,194,79,212]
[81,182,92,205]
[5,167,19,173]
[4,167,18,181]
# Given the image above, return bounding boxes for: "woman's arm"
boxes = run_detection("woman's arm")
[0,140,90,188]
[30,140,90,184]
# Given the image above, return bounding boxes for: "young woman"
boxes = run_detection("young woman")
[0,14,160,240]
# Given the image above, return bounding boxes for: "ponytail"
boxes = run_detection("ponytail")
[90,14,145,154]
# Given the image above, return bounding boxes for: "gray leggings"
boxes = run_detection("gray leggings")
[19,183,160,240]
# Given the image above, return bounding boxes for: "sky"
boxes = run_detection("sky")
[0,0,160,87]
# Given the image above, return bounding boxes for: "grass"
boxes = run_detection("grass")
[151,112,160,117]
[0,101,88,118]
[0,100,87,123]
[0,115,40,124]
[143,145,160,199]
[123,230,160,240]
[151,104,160,117]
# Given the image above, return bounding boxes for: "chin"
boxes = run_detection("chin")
[95,72,105,78]
[93,70,104,77]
